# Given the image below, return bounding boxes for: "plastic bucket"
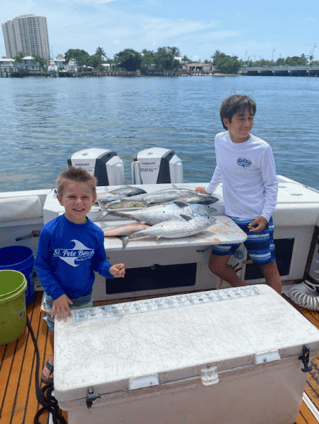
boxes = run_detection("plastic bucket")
[0,246,35,305]
[0,270,27,344]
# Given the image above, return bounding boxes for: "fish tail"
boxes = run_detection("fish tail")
[118,236,130,249]
[97,200,111,215]
[94,211,108,222]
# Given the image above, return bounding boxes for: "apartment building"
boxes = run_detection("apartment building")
[2,14,50,60]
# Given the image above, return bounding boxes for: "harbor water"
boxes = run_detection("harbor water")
[1,75,319,193]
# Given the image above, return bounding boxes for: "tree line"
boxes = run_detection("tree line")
[64,46,183,74]
[12,47,319,76]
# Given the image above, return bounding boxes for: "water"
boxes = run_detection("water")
[1,76,319,193]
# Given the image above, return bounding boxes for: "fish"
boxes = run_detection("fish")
[105,187,218,209]
[103,222,150,237]
[120,215,217,249]
[102,199,147,210]
[95,185,147,206]
[174,194,219,205]
[106,202,217,225]
[107,185,147,197]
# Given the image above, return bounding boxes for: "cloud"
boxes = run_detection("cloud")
[96,15,217,53]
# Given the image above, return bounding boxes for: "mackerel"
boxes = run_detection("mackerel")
[107,202,217,225]
[106,188,218,209]
[95,185,146,206]
[120,215,216,249]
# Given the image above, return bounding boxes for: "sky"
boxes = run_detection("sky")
[1,0,319,62]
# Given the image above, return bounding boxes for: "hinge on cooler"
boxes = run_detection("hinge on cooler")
[201,366,219,386]
[86,386,101,409]
[299,345,312,373]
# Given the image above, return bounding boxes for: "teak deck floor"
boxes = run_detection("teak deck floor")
[1,291,319,424]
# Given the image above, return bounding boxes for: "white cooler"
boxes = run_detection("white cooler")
[54,285,319,424]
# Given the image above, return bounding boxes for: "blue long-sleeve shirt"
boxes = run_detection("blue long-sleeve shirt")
[35,215,114,300]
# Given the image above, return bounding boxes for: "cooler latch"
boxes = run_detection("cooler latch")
[128,374,159,390]
[299,345,312,373]
[86,386,101,409]
[201,366,219,386]
[254,350,281,365]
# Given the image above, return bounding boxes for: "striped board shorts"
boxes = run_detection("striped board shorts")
[211,217,276,266]
[44,293,93,331]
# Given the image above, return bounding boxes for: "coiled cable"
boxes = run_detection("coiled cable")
[26,316,67,424]
[290,280,319,311]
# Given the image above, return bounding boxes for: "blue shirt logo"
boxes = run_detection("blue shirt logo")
[237,157,252,168]
[54,240,94,267]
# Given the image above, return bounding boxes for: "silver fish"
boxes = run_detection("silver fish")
[107,202,217,225]
[108,186,146,197]
[121,215,216,249]
[106,187,196,209]
[95,186,146,206]
[174,194,219,205]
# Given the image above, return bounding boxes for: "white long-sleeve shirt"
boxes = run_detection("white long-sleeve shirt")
[206,131,278,222]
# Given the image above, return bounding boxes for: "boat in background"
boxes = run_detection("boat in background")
[48,58,58,76]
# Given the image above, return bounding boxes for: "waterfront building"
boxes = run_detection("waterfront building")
[2,14,50,60]
[19,56,40,71]
[0,58,15,75]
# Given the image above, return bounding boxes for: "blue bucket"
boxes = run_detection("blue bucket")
[0,246,35,305]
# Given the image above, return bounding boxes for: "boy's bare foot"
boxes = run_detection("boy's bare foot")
[41,355,54,384]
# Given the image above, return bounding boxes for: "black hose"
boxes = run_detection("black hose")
[26,316,67,424]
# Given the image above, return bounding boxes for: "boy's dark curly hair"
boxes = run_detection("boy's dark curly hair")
[220,95,256,130]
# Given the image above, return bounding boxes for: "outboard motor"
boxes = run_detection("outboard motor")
[133,147,183,184]
[68,148,124,186]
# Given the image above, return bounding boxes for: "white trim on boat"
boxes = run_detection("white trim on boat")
[302,392,319,421]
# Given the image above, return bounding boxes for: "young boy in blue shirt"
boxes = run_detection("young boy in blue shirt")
[35,167,125,383]
[196,94,281,294]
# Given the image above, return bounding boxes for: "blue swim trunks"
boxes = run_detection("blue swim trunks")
[211,217,276,266]
[45,293,93,331]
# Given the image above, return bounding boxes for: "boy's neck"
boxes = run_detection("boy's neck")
[64,213,88,225]
[228,132,251,144]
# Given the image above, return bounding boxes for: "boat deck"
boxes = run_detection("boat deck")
[1,290,319,424]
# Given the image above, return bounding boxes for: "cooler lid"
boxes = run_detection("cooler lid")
[54,284,319,403]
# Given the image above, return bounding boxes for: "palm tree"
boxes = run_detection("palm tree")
[212,50,223,61]
[95,47,107,61]
[13,52,25,70]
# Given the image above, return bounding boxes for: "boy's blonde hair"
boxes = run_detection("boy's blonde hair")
[56,167,97,196]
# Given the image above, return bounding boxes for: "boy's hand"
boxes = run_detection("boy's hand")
[195,187,208,194]
[248,216,268,233]
[51,294,73,322]
[110,263,125,278]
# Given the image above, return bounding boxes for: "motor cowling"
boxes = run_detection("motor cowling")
[133,147,183,184]
[68,148,124,186]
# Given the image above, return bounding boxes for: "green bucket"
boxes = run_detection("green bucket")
[0,270,27,345]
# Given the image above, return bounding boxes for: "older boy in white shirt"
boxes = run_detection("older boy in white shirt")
[196,94,281,294]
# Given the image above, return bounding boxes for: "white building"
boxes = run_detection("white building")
[0,58,15,73]
[2,14,50,60]
[18,56,40,71]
